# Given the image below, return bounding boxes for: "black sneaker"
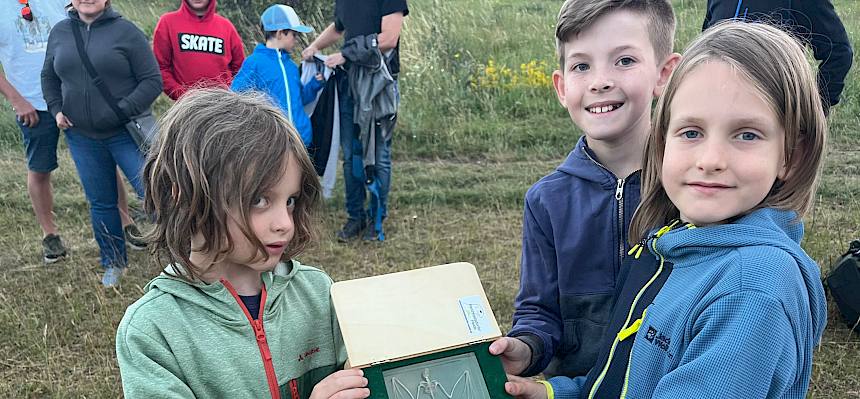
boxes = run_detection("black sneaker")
[42,234,68,264]
[337,218,367,242]
[362,225,384,242]
[123,224,148,251]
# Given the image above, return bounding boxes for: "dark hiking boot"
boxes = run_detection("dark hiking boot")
[42,234,68,264]
[337,218,367,242]
[362,225,384,242]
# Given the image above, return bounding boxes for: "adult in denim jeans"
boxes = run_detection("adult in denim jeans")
[303,0,408,242]
[64,130,146,270]
[336,75,393,236]
[41,0,162,286]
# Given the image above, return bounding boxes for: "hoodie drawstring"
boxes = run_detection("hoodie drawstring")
[628,220,696,259]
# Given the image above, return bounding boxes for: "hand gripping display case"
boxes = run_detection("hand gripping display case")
[331,262,513,399]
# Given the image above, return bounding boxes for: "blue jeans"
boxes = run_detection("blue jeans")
[65,129,145,268]
[338,76,393,223]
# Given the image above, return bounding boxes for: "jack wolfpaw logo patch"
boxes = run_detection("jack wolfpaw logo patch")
[645,326,657,342]
[643,325,674,360]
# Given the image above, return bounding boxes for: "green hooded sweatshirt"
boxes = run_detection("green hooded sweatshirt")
[116,260,346,398]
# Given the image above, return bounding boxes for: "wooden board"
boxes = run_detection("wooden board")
[331,262,503,368]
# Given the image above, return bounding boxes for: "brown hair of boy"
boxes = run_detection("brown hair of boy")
[555,0,676,69]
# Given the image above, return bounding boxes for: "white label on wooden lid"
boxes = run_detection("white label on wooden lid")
[459,295,492,336]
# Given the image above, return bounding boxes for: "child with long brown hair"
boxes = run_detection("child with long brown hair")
[507,21,828,399]
[116,89,369,399]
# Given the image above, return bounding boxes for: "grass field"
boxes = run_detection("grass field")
[1,0,859,397]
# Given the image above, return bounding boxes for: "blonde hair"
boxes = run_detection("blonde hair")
[143,88,321,281]
[555,0,675,69]
[629,22,827,243]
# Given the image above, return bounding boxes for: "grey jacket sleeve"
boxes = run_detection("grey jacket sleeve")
[116,21,162,118]
[40,21,65,118]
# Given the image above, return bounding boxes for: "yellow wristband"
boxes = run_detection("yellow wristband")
[538,380,554,399]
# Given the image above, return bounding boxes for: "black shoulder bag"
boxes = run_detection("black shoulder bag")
[70,23,155,151]
[826,240,860,334]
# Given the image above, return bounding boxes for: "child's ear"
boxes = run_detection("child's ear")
[552,69,566,107]
[778,135,804,180]
[777,146,795,181]
[777,165,789,181]
[653,53,681,97]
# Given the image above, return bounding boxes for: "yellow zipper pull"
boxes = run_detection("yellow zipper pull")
[617,309,648,341]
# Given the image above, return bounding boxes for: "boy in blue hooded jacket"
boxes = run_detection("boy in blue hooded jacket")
[489,0,680,380]
[231,4,322,147]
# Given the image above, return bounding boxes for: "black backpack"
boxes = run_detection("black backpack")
[826,240,860,334]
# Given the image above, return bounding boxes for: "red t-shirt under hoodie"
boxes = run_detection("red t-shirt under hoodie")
[152,0,245,100]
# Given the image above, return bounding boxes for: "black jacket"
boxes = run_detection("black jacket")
[41,7,162,138]
[703,0,853,112]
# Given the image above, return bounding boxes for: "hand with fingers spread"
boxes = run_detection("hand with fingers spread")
[489,337,532,375]
[505,375,549,399]
[310,368,370,399]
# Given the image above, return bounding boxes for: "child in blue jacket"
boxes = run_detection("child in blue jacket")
[489,0,680,380]
[231,4,323,147]
[505,22,828,399]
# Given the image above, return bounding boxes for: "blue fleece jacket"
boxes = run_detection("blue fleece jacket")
[508,136,641,378]
[550,208,827,399]
[231,44,323,146]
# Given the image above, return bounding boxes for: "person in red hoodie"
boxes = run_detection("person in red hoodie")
[153,0,245,100]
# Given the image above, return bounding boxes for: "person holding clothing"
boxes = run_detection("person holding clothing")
[41,0,162,287]
[302,0,408,242]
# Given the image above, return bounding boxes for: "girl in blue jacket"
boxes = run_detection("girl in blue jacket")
[231,5,323,147]
[505,22,828,399]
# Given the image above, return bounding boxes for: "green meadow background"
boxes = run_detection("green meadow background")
[1,0,858,396]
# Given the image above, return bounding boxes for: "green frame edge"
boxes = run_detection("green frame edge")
[363,341,512,398]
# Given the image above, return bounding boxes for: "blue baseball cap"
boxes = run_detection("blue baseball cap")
[260,5,313,33]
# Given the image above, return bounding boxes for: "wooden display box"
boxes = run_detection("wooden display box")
[331,262,512,399]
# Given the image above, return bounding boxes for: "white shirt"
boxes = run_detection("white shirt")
[0,0,68,111]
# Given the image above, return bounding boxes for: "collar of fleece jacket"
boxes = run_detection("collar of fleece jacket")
[145,260,299,324]
[651,207,826,344]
